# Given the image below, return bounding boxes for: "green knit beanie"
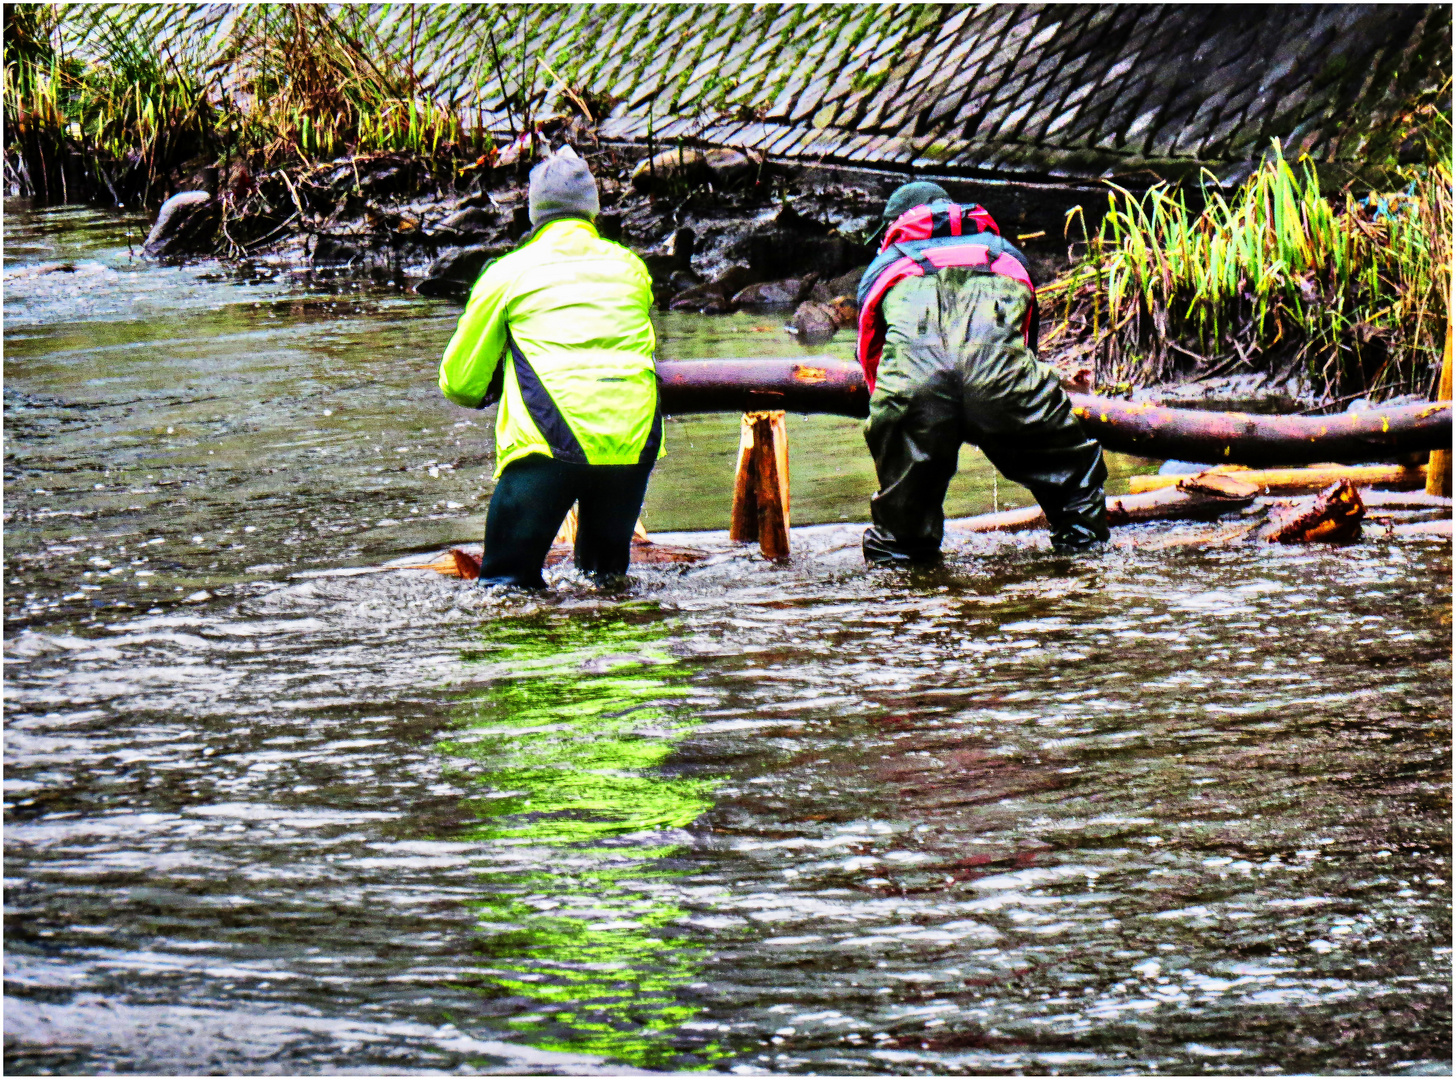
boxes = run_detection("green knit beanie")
[882,180,951,222]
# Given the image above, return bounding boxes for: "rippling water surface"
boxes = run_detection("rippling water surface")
[4,201,1451,1075]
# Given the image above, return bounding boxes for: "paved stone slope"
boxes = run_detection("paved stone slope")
[65,4,1450,180]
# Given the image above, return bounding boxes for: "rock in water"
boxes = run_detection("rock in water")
[439,205,495,236]
[416,245,512,299]
[311,235,361,265]
[704,148,762,189]
[789,302,837,343]
[630,148,709,193]
[642,227,696,283]
[142,191,217,258]
[788,295,859,344]
[668,265,758,313]
[731,273,819,308]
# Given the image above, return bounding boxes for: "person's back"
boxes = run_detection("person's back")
[438,148,660,588]
[855,181,1108,564]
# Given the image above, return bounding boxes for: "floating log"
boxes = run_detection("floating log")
[653,357,1452,465]
[729,410,791,559]
[1128,464,1427,495]
[951,485,1254,534]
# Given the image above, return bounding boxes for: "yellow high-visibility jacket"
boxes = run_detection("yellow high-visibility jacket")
[438,217,660,477]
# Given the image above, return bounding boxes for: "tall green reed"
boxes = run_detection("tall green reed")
[1043,141,1451,401]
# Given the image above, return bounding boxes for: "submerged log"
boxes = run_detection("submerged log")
[1128,464,1427,495]
[403,539,705,578]
[653,358,1452,465]
[951,485,1254,534]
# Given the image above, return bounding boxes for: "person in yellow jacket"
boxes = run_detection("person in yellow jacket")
[439,146,660,588]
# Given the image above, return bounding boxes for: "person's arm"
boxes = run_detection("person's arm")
[438,261,514,409]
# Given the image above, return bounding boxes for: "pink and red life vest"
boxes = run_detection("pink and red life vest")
[855,201,1037,393]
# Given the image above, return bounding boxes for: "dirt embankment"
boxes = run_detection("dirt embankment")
[137,128,1107,348]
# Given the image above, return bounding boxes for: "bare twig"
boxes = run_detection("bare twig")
[535,54,592,123]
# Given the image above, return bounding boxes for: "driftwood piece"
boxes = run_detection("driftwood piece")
[1129,464,1427,495]
[951,486,1254,534]
[730,410,791,559]
[1260,481,1365,543]
[652,357,1451,466]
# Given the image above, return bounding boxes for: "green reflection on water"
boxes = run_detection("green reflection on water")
[443,605,721,1070]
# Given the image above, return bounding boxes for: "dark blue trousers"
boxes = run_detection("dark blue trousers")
[479,453,654,588]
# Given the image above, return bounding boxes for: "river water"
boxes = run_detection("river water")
[4,201,1450,1075]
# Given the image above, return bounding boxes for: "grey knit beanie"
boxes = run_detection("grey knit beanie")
[528,145,600,226]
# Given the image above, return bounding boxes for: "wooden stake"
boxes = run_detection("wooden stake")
[1426,319,1452,497]
[554,504,579,546]
[552,503,650,546]
[729,410,790,558]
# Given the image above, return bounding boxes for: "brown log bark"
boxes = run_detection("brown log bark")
[729,411,790,558]
[654,357,1452,465]
[729,418,759,542]
[658,358,870,418]
[1128,464,1427,495]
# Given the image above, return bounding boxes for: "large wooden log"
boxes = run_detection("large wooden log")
[654,357,1452,466]
[657,357,870,418]
[1068,393,1453,467]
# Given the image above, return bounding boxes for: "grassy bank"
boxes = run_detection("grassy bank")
[1041,139,1452,404]
[2,5,506,208]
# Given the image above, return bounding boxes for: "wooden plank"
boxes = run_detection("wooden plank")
[753,411,790,559]
[1128,464,1427,495]
[729,415,760,542]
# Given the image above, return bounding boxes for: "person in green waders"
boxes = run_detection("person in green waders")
[855,180,1109,564]
[439,147,660,588]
